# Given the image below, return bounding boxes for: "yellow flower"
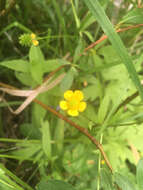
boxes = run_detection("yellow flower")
[19,33,39,47]
[32,39,39,46]
[31,33,36,39]
[101,160,105,165]
[59,90,87,117]
[31,33,39,46]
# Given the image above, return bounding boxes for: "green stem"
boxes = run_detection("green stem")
[0,138,40,143]
[97,134,103,190]
[0,21,32,37]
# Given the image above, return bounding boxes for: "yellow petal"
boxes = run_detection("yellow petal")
[59,100,68,110]
[101,160,105,165]
[31,33,36,39]
[32,39,39,46]
[67,109,79,117]
[64,90,73,100]
[78,102,86,112]
[74,90,84,101]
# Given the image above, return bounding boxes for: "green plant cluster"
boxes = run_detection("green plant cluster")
[0,0,143,190]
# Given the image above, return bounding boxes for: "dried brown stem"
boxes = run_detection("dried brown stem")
[0,80,113,172]
[80,24,143,55]
[1,23,142,175]
[34,99,113,173]
[138,0,142,8]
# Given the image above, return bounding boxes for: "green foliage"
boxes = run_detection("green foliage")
[60,67,77,92]
[0,164,32,190]
[136,158,143,189]
[121,8,143,24]
[41,120,51,160]
[36,179,76,190]
[29,46,45,84]
[0,60,29,72]
[114,173,135,190]
[83,0,143,100]
[100,169,114,190]
[0,0,143,190]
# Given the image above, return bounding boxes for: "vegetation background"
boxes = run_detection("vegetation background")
[0,0,143,189]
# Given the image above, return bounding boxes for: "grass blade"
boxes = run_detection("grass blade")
[83,0,143,100]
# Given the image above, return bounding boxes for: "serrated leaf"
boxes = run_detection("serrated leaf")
[137,158,143,190]
[83,84,101,101]
[123,124,143,151]
[84,104,97,123]
[0,60,29,72]
[100,168,114,190]
[83,0,143,101]
[98,45,120,64]
[114,173,135,190]
[102,64,128,81]
[63,144,87,173]
[36,179,76,190]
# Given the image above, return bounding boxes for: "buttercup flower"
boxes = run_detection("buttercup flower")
[31,33,39,46]
[31,33,36,39]
[19,33,39,47]
[32,39,39,46]
[59,90,87,117]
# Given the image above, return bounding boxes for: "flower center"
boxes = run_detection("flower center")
[67,98,79,110]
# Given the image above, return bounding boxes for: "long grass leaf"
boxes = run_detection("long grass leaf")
[83,0,143,100]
